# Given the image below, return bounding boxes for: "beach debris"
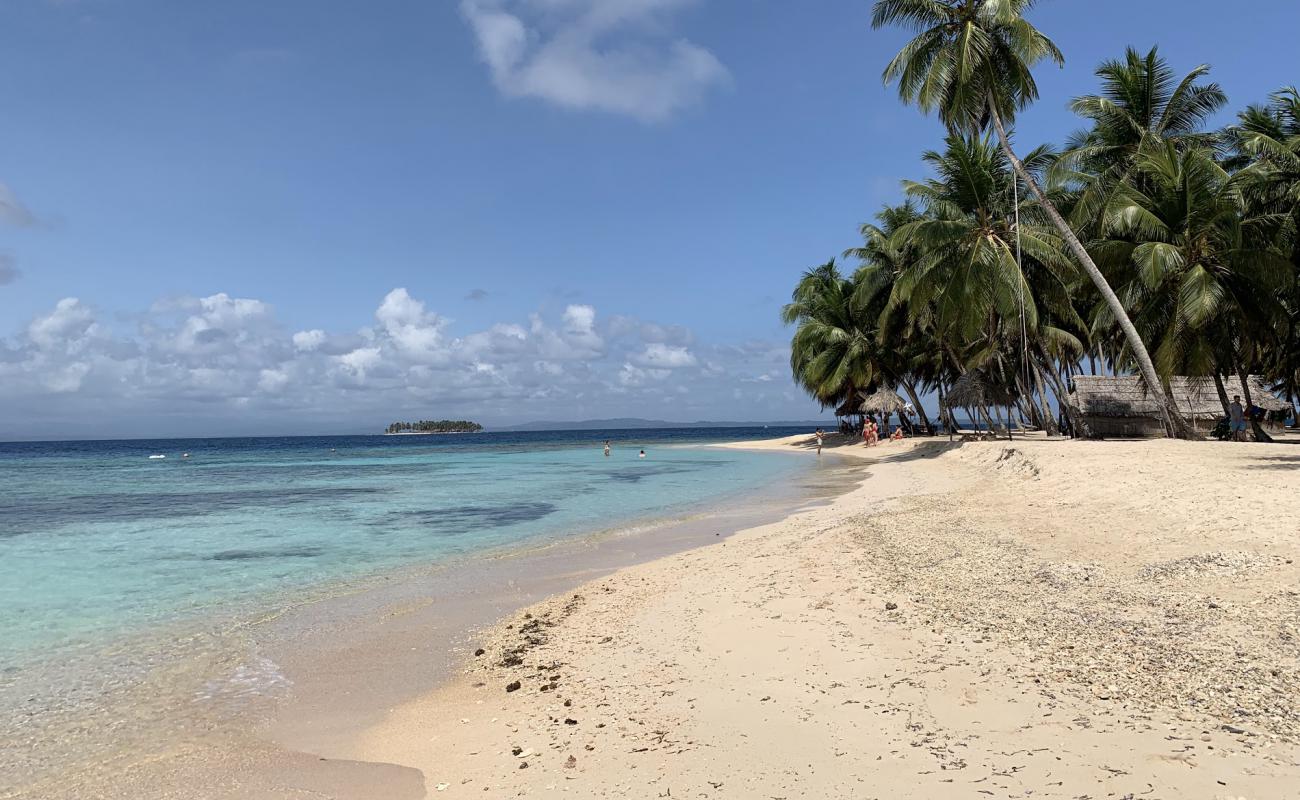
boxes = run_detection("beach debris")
[435,782,450,791]
[565,755,577,769]
[511,746,523,756]
[564,699,572,707]
[1035,562,1104,587]
[519,761,529,769]
[1139,551,1284,581]
[474,648,486,657]
[849,489,1300,741]
[564,717,578,725]
[506,680,521,693]
[885,601,899,611]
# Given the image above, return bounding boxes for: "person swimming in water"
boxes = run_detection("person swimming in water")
[639,449,646,458]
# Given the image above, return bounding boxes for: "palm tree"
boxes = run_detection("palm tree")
[1054,46,1226,232]
[889,133,1084,434]
[890,134,1071,344]
[871,0,1195,437]
[1229,87,1300,417]
[782,260,882,410]
[1093,142,1288,384]
[844,202,942,433]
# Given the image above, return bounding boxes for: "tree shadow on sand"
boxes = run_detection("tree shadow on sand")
[788,434,967,464]
[1243,454,1300,471]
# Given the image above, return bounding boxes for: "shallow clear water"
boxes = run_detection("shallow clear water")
[0,428,809,664]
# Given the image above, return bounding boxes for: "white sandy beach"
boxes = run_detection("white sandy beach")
[353,433,1300,798]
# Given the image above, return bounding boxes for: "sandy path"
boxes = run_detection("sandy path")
[354,434,1300,799]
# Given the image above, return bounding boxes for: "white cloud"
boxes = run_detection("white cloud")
[44,361,91,394]
[460,0,729,122]
[28,298,96,350]
[0,288,814,436]
[258,368,290,394]
[336,346,383,377]
[292,329,327,351]
[375,288,450,364]
[633,342,697,368]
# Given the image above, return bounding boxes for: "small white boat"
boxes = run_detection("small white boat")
[148,454,166,460]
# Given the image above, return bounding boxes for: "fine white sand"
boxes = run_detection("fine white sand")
[354,433,1300,798]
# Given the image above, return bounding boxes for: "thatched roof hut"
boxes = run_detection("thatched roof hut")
[858,388,907,415]
[1068,375,1288,437]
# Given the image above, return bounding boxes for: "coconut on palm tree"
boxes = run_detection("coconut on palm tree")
[870,0,1196,437]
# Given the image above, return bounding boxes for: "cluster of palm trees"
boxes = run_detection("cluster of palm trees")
[384,420,483,434]
[785,0,1299,439]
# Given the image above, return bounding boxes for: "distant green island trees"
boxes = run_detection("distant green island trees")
[384,420,483,435]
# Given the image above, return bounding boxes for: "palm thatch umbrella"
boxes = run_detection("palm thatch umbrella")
[858,387,907,416]
[858,387,909,436]
[942,370,1018,440]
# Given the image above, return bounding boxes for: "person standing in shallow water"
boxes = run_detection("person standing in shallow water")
[603,440,611,457]
[814,428,824,455]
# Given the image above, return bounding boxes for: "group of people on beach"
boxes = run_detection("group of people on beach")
[860,418,904,447]
[813,418,905,453]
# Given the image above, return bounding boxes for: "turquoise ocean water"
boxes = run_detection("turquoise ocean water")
[0,428,809,667]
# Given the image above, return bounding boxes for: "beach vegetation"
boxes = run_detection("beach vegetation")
[384,420,483,434]
[783,1,1300,439]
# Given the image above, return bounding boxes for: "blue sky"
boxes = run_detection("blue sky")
[1,0,1296,438]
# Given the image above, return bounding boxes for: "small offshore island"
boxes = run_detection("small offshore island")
[383,419,483,435]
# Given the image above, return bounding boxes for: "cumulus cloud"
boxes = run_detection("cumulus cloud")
[633,342,697,368]
[28,298,97,350]
[292,329,327,351]
[0,288,809,436]
[460,0,729,122]
[375,288,452,364]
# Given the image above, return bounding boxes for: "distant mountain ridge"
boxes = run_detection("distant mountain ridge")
[493,418,834,432]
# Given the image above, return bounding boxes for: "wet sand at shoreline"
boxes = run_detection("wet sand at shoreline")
[354,434,1300,798]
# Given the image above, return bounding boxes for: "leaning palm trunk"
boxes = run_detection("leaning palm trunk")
[986,102,1195,440]
[1212,372,1232,419]
[1032,367,1058,436]
[937,380,954,441]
